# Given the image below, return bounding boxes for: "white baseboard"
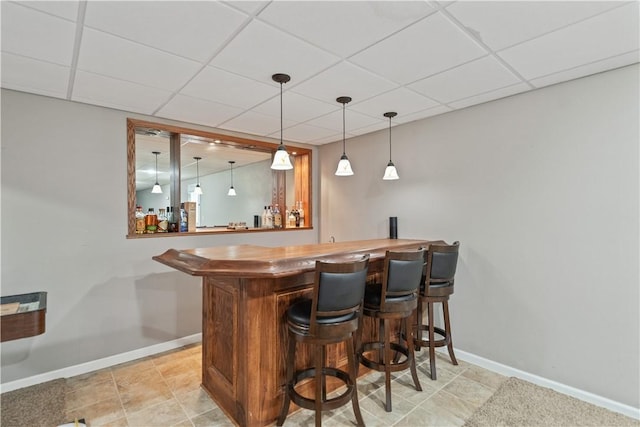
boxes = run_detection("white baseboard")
[452,348,640,421]
[0,333,202,393]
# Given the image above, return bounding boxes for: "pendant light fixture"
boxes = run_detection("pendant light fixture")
[193,156,203,195]
[382,112,399,180]
[227,160,237,196]
[335,96,354,176]
[271,73,293,170]
[151,151,163,193]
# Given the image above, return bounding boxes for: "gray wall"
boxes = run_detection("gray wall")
[0,89,318,383]
[319,65,639,407]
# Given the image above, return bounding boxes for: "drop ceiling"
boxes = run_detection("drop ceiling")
[1,1,638,146]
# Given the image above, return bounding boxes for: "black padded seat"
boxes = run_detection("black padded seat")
[358,249,425,413]
[277,255,370,427]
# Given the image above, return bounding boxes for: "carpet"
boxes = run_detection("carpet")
[1,379,67,427]
[464,377,639,427]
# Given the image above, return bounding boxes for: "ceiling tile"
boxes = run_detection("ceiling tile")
[220,110,295,138]
[291,61,398,104]
[350,87,441,118]
[84,2,247,63]
[16,1,79,21]
[306,108,382,134]
[252,91,337,123]
[498,2,639,80]
[72,71,173,115]
[156,94,244,128]
[348,120,391,138]
[529,50,639,88]
[1,52,69,98]
[223,1,269,16]
[258,1,434,57]
[395,105,453,124]
[409,56,522,103]
[269,122,337,143]
[350,11,487,84]
[448,83,531,109]
[180,66,278,109]
[78,28,202,91]
[447,1,625,51]
[1,2,76,66]
[209,20,340,84]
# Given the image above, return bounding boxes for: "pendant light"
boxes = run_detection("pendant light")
[335,96,354,176]
[193,156,203,195]
[271,73,293,170]
[151,151,163,193]
[227,161,237,196]
[382,112,399,180]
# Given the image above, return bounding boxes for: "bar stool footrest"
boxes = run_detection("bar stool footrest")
[359,341,410,372]
[289,367,355,411]
[415,325,450,348]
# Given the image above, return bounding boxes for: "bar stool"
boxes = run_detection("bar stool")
[358,249,425,412]
[415,241,460,380]
[277,255,370,427]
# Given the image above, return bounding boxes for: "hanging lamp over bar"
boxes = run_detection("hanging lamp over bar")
[227,160,237,196]
[382,112,399,180]
[335,96,354,176]
[194,156,203,195]
[151,151,163,193]
[271,73,293,170]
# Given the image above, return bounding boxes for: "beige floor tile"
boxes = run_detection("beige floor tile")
[443,375,495,407]
[155,356,201,379]
[67,369,114,392]
[171,419,195,427]
[125,398,187,427]
[460,364,507,391]
[165,369,202,396]
[357,387,416,425]
[175,387,219,418]
[190,408,235,427]
[118,375,174,414]
[395,404,465,427]
[111,359,156,385]
[94,417,129,427]
[66,379,120,411]
[428,389,479,420]
[65,396,125,427]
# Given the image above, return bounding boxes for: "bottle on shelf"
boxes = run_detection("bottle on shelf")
[180,203,188,232]
[288,207,296,228]
[157,208,168,233]
[294,204,300,228]
[298,201,305,227]
[145,208,158,234]
[135,206,146,234]
[168,207,178,232]
[262,206,268,229]
[273,204,282,229]
[266,206,274,229]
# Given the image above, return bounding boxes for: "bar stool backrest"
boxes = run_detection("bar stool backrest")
[310,255,370,334]
[380,249,426,311]
[424,241,460,296]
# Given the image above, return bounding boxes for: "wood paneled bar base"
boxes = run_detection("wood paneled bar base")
[153,238,431,426]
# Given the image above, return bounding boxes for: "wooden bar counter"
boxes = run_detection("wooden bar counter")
[153,238,430,426]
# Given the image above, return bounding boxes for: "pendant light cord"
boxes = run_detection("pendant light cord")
[388,116,392,162]
[342,103,346,155]
[280,81,283,145]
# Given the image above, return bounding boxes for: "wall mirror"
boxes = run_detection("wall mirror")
[127,118,311,238]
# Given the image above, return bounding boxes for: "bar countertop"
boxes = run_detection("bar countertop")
[152,238,430,278]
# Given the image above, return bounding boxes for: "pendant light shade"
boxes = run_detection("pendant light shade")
[151,151,163,193]
[382,112,399,180]
[335,96,354,176]
[271,73,293,170]
[227,160,237,196]
[193,156,203,195]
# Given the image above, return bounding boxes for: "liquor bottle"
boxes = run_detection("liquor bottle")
[180,203,188,232]
[294,204,300,228]
[157,208,168,233]
[288,207,296,228]
[262,206,268,229]
[167,207,177,232]
[135,206,146,234]
[145,208,158,234]
[273,204,282,229]
[284,206,290,228]
[298,201,305,227]
[266,206,274,229]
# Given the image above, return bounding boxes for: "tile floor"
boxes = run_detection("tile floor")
[64,343,507,426]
